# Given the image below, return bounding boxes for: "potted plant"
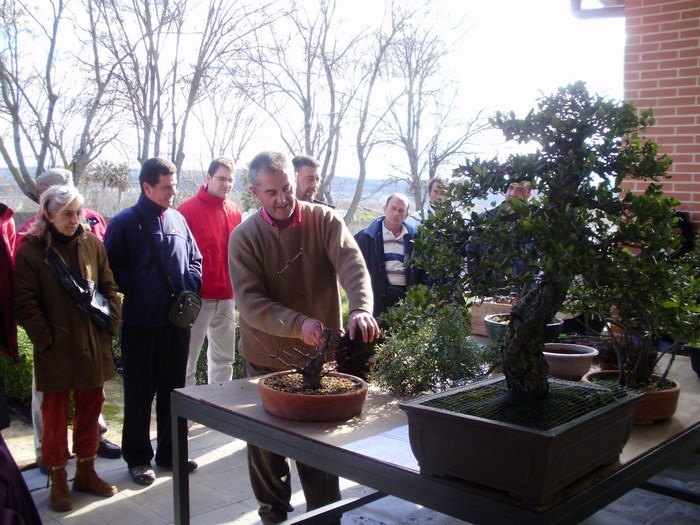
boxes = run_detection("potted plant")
[257,328,368,422]
[370,285,499,397]
[403,82,687,503]
[578,242,700,422]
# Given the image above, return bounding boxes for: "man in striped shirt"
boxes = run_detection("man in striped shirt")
[354,193,426,319]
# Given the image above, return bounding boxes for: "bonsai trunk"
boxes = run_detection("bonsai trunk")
[503,278,570,394]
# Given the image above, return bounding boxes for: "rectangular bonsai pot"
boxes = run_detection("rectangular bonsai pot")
[400,376,642,505]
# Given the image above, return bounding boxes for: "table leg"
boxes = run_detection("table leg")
[172,409,190,525]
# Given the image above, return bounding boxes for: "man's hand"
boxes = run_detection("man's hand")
[301,317,324,347]
[348,309,380,343]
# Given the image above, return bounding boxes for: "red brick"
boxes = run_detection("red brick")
[661,58,699,69]
[670,184,698,195]
[679,47,700,58]
[627,79,660,90]
[660,19,699,33]
[676,104,698,115]
[627,42,661,54]
[661,1,700,14]
[677,86,700,97]
[647,11,683,24]
[629,3,663,17]
[642,31,678,44]
[679,28,700,40]
[644,88,678,98]
[678,67,700,78]
[627,61,660,72]
[644,69,679,79]
[642,50,680,62]
[648,125,679,135]
[660,39,699,51]
[656,97,697,107]
[662,76,697,87]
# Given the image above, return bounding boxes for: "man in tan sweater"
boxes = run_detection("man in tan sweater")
[228,151,379,524]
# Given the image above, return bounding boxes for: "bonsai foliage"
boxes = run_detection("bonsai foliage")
[371,285,499,397]
[414,81,689,394]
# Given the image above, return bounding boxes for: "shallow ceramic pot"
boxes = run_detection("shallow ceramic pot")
[484,313,564,343]
[581,370,681,424]
[543,343,599,381]
[258,371,368,422]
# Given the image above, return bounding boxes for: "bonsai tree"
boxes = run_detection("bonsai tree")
[568,238,700,389]
[414,81,696,395]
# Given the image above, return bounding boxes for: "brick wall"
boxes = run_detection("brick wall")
[623,0,700,226]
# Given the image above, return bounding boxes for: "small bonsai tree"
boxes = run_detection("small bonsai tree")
[414,81,696,395]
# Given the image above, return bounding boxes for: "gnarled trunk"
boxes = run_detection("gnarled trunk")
[502,277,570,394]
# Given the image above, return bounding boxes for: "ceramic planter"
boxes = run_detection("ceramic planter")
[582,370,681,424]
[400,375,642,505]
[543,343,599,380]
[483,313,564,343]
[258,371,368,422]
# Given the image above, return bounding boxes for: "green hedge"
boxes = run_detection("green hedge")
[0,327,33,404]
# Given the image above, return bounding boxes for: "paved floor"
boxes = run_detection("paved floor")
[19,423,700,524]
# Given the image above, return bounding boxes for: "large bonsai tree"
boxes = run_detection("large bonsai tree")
[414,82,693,395]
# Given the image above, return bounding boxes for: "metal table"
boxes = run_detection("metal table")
[171,357,700,524]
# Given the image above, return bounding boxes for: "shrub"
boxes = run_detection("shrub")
[0,327,33,404]
[371,285,499,397]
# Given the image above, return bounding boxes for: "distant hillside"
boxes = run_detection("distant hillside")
[0,166,411,216]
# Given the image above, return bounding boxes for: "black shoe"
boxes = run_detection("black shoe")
[155,459,198,473]
[97,438,122,459]
[129,464,156,486]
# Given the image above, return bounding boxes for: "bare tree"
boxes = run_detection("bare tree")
[245,0,364,205]
[97,0,272,172]
[192,80,258,165]
[384,20,486,211]
[0,0,65,201]
[345,0,418,224]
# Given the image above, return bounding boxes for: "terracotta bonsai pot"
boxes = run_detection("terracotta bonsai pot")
[543,343,598,381]
[581,370,681,424]
[258,371,368,422]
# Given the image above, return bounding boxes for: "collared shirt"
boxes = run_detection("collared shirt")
[260,203,302,230]
[382,222,408,286]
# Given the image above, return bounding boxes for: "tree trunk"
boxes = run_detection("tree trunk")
[502,277,570,394]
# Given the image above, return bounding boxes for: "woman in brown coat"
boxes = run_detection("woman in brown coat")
[14,185,121,512]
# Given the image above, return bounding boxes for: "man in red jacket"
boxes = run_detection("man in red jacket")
[179,158,242,387]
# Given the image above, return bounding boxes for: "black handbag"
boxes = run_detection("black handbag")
[134,208,201,328]
[44,248,111,329]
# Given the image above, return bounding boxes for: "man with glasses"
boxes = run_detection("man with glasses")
[228,151,379,525]
[179,158,242,388]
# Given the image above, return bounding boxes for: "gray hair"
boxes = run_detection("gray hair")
[28,185,84,243]
[248,151,287,187]
[384,193,410,211]
[36,168,74,195]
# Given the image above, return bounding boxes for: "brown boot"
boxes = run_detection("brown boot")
[73,456,117,497]
[50,466,73,512]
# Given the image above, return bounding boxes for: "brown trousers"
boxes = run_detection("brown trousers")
[245,361,341,525]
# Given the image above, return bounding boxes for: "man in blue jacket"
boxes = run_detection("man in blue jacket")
[354,193,426,319]
[105,157,202,486]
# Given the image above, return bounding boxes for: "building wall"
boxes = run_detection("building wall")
[623,0,700,225]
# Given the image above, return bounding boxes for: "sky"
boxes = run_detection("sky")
[229,0,626,178]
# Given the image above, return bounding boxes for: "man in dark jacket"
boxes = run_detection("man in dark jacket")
[105,158,202,486]
[354,193,425,319]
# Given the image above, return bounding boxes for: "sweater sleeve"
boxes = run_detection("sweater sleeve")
[325,213,374,315]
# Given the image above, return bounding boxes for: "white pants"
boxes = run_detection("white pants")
[32,374,108,460]
[185,298,236,387]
